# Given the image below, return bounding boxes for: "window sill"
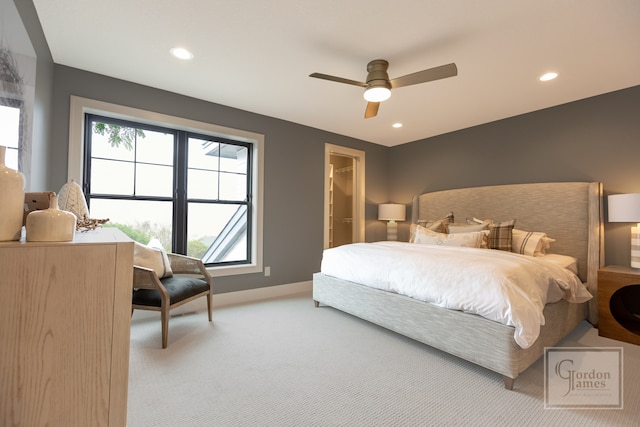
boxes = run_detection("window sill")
[208,263,262,277]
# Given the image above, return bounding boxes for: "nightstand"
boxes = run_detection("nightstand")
[598,266,640,345]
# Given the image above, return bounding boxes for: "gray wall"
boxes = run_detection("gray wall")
[14,0,53,191]
[49,65,389,294]
[389,85,640,267]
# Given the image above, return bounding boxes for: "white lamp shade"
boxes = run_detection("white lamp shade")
[608,194,640,222]
[378,203,406,221]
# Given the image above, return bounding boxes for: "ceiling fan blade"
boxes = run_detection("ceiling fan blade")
[309,72,367,87]
[364,102,380,119]
[390,63,457,89]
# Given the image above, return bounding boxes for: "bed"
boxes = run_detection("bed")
[313,182,603,389]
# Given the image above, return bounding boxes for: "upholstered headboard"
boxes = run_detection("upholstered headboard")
[412,182,603,323]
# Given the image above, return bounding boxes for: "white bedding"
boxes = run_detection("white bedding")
[320,242,593,348]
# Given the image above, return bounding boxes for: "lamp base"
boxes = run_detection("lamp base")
[632,226,640,268]
[386,220,398,241]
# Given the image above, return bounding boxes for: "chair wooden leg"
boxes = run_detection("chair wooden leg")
[161,307,169,349]
[207,293,212,322]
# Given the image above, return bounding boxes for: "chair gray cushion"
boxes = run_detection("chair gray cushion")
[132,276,209,307]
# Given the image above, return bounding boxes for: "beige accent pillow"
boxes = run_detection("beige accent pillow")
[413,227,487,248]
[134,240,173,278]
[411,212,454,242]
[410,222,443,242]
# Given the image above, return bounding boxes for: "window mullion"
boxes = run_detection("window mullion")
[173,131,188,254]
[82,114,94,204]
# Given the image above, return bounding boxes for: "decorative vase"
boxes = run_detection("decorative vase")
[26,193,77,242]
[58,179,89,220]
[0,145,25,241]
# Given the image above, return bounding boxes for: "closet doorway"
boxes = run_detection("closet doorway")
[324,144,365,249]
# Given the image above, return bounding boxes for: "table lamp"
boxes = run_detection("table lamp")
[608,193,640,268]
[378,203,406,241]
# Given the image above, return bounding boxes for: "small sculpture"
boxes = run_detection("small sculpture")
[76,215,110,232]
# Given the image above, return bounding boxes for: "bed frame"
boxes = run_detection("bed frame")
[313,182,603,389]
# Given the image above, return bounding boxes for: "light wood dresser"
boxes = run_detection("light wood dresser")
[0,228,134,427]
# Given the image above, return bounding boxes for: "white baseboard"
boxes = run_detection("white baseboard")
[131,281,312,323]
[213,280,312,308]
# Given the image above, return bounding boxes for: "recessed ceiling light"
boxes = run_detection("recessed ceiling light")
[539,72,558,82]
[170,47,194,60]
[392,123,403,128]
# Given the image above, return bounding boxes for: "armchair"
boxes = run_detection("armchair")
[132,253,212,348]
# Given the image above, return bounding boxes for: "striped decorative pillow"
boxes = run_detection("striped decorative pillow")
[512,229,555,256]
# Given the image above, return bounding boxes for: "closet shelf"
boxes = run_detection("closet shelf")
[335,166,353,174]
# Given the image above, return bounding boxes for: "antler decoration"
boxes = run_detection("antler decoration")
[76,215,110,232]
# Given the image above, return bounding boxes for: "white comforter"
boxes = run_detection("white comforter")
[320,242,593,349]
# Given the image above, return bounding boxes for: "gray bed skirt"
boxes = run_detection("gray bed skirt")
[313,272,588,387]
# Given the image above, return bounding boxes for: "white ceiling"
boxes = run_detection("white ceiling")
[33,0,640,147]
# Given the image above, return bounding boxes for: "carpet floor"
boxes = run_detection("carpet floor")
[127,292,639,426]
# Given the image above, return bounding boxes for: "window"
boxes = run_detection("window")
[85,114,252,266]
[70,96,263,276]
[0,102,22,170]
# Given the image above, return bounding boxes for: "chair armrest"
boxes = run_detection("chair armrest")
[133,265,171,306]
[167,253,211,281]
[133,265,164,290]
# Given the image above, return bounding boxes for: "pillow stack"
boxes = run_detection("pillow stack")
[411,213,555,256]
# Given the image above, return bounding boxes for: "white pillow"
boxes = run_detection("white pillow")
[410,212,454,242]
[511,229,555,256]
[447,219,491,233]
[134,239,173,278]
[410,222,444,243]
[413,227,487,248]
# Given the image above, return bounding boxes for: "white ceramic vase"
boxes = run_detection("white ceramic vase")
[0,145,25,241]
[58,179,89,219]
[26,193,77,242]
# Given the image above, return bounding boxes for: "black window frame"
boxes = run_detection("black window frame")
[82,113,253,267]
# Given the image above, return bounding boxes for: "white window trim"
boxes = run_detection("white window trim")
[68,95,263,277]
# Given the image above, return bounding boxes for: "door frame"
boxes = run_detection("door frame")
[324,143,365,248]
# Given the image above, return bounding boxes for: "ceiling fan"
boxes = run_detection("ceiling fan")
[309,59,457,119]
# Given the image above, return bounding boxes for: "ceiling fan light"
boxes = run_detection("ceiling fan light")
[364,87,391,102]
[539,72,558,81]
